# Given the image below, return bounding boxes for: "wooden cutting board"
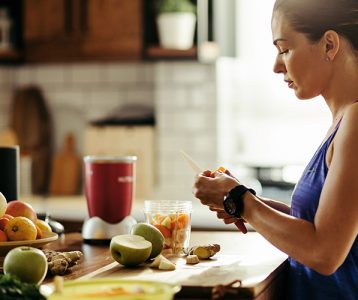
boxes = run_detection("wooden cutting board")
[76,254,287,299]
[49,133,81,195]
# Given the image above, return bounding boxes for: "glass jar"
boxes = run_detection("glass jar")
[144,200,192,256]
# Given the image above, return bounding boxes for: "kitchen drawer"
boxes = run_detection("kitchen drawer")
[84,125,155,199]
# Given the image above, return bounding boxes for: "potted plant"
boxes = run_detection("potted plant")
[154,0,196,50]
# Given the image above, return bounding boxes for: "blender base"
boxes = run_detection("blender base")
[82,215,137,244]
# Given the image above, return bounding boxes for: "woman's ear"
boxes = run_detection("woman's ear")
[323,30,340,61]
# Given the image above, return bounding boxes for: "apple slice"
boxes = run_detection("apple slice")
[110,234,152,267]
[149,254,164,268]
[148,254,176,270]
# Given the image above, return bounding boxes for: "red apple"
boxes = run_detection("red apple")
[5,201,37,223]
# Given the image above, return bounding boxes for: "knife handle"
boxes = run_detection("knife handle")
[234,219,248,234]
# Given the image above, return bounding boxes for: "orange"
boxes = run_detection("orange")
[210,166,226,177]
[0,229,8,242]
[4,216,37,241]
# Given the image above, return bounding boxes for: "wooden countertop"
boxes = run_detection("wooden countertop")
[43,231,288,299]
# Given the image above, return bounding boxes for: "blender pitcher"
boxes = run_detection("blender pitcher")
[82,156,137,243]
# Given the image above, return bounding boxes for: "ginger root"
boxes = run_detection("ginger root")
[43,249,83,275]
[186,254,200,264]
[188,244,220,259]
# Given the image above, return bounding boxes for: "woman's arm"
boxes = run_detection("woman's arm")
[257,196,291,214]
[194,105,358,275]
[243,105,358,275]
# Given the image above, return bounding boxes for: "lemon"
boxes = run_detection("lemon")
[35,219,52,234]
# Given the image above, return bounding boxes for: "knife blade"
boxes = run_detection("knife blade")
[180,150,202,174]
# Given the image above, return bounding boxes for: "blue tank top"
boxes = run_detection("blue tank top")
[289,121,358,300]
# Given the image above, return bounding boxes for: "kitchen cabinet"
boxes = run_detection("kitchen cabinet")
[84,125,155,200]
[24,0,142,62]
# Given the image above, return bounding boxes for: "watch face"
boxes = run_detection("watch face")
[224,197,237,215]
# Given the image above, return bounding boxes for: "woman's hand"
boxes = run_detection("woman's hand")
[208,206,240,224]
[193,169,240,210]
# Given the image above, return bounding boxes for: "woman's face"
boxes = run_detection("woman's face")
[271,11,331,99]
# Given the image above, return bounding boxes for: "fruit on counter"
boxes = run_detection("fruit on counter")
[43,249,83,275]
[5,200,37,223]
[4,216,37,241]
[148,254,163,268]
[35,225,43,239]
[3,246,48,285]
[110,234,152,267]
[149,212,191,254]
[36,219,52,233]
[0,229,8,242]
[131,223,164,259]
[0,214,14,231]
[35,219,53,239]
[159,255,176,270]
[0,199,53,242]
[148,254,176,270]
[0,192,7,217]
[187,244,221,259]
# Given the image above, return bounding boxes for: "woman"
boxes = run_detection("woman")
[193,0,358,299]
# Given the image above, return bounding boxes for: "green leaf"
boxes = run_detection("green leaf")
[155,0,196,14]
[0,274,46,300]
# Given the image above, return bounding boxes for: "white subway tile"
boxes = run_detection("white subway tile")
[0,67,14,87]
[13,66,37,86]
[126,85,154,106]
[34,65,66,86]
[51,89,85,108]
[155,62,216,84]
[88,90,124,106]
[103,63,141,84]
[70,64,104,84]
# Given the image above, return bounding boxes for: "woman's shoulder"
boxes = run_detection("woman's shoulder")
[334,101,358,151]
[341,101,358,128]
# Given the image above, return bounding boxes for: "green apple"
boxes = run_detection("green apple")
[4,246,48,284]
[110,234,152,267]
[131,223,164,259]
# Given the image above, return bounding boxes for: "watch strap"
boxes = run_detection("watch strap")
[224,185,256,217]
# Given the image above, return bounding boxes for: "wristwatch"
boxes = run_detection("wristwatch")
[223,185,256,218]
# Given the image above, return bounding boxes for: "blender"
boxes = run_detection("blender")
[82,156,137,243]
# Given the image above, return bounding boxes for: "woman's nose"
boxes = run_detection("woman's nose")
[273,55,286,74]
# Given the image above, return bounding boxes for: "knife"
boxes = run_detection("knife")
[180,150,202,174]
[180,150,247,234]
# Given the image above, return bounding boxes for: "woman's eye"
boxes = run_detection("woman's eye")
[279,49,289,55]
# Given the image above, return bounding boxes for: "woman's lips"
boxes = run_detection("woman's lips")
[285,80,294,88]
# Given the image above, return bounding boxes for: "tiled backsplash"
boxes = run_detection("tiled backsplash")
[0,62,217,200]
